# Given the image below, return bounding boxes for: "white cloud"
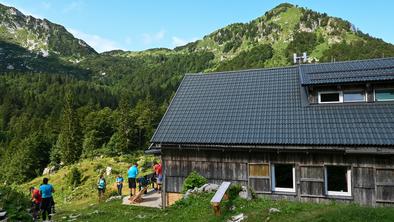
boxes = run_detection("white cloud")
[125,36,132,45]
[141,30,165,45]
[68,28,120,53]
[40,1,51,10]
[171,36,199,47]
[63,0,84,13]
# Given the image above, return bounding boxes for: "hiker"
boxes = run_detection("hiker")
[97,174,106,202]
[128,163,139,198]
[154,161,163,192]
[51,195,56,214]
[39,178,55,221]
[116,174,124,196]
[30,186,42,221]
[137,175,149,194]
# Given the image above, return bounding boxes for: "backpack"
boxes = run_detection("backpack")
[98,178,106,189]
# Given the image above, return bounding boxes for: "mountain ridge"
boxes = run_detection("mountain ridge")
[2,2,394,74]
[101,3,394,72]
[0,3,97,59]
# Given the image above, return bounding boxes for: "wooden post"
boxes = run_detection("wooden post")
[212,202,221,216]
[223,193,229,201]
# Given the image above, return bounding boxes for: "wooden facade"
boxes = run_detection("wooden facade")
[161,146,394,207]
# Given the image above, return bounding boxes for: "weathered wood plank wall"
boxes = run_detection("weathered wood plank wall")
[162,147,394,206]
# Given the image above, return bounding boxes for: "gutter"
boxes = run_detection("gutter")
[152,143,394,155]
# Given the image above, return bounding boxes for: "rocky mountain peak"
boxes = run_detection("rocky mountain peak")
[0,3,97,59]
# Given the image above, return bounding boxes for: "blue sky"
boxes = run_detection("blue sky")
[1,0,393,52]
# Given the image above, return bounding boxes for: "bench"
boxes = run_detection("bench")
[210,181,231,216]
[129,187,148,204]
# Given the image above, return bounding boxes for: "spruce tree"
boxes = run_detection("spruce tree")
[57,92,82,164]
[116,94,134,154]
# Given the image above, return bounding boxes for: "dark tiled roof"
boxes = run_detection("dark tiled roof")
[151,58,394,147]
[300,57,394,85]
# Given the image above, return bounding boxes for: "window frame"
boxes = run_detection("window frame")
[374,88,394,102]
[248,163,270,178]
[318,91,343,104]
[324,165,352,197]
[343,90,367,103]
[271,164,296,193]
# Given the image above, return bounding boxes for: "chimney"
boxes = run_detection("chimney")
[293,52,308,64]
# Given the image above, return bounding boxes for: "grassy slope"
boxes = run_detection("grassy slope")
[15,155,394,222]
[53,192,394,222]
[19,154,157,210]
[265,6,302,67]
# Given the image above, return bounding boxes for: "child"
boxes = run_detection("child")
[97,174,106,202]
[116,174,124,196]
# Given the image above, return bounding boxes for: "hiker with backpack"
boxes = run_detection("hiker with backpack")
[127,163,138,198]
[153,161,163,193]
[30,186,41,221]
[39,178,55,221]
[116,174,124,196]
[137,175,149,194]
[97,174,106,202]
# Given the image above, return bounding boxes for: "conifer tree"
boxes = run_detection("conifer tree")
[57,92,82,164]
[116,94,134,154]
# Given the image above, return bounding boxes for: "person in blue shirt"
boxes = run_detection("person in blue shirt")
[127,163,138,198]
[39,177,55,221]
[116,174,124,196]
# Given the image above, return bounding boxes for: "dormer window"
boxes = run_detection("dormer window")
[343,90,366,102]
[375,88,394,101]
[318,91,342,103]
[318,90,366,104]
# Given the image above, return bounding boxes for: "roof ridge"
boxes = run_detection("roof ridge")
[186,65,298,76]
[306,65,394,75]
[300,56,394,67]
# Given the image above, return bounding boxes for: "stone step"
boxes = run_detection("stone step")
[0,210,7,219]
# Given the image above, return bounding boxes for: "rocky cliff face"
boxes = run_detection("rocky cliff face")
[0,3,96,59]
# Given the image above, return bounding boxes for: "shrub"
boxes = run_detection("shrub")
[107,189,119,198]
[248,186,257,199]
[182,171,207,192]
[111,168,120,175]
[68,167,82,188]
[0,186,31,221]
[228,184,242,200]
[94,163,104,172]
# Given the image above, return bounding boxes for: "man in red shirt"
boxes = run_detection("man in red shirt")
[153,161,163,192]
[30,186,42,221]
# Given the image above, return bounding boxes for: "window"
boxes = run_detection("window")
[318,91,342,103]
[343,90,365,102]
[249,164,269,177]
[271,164,295,192]
[249,163,271,193]
[375,88,394,101]
[325,166,351,196]
[318,90,367,104]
